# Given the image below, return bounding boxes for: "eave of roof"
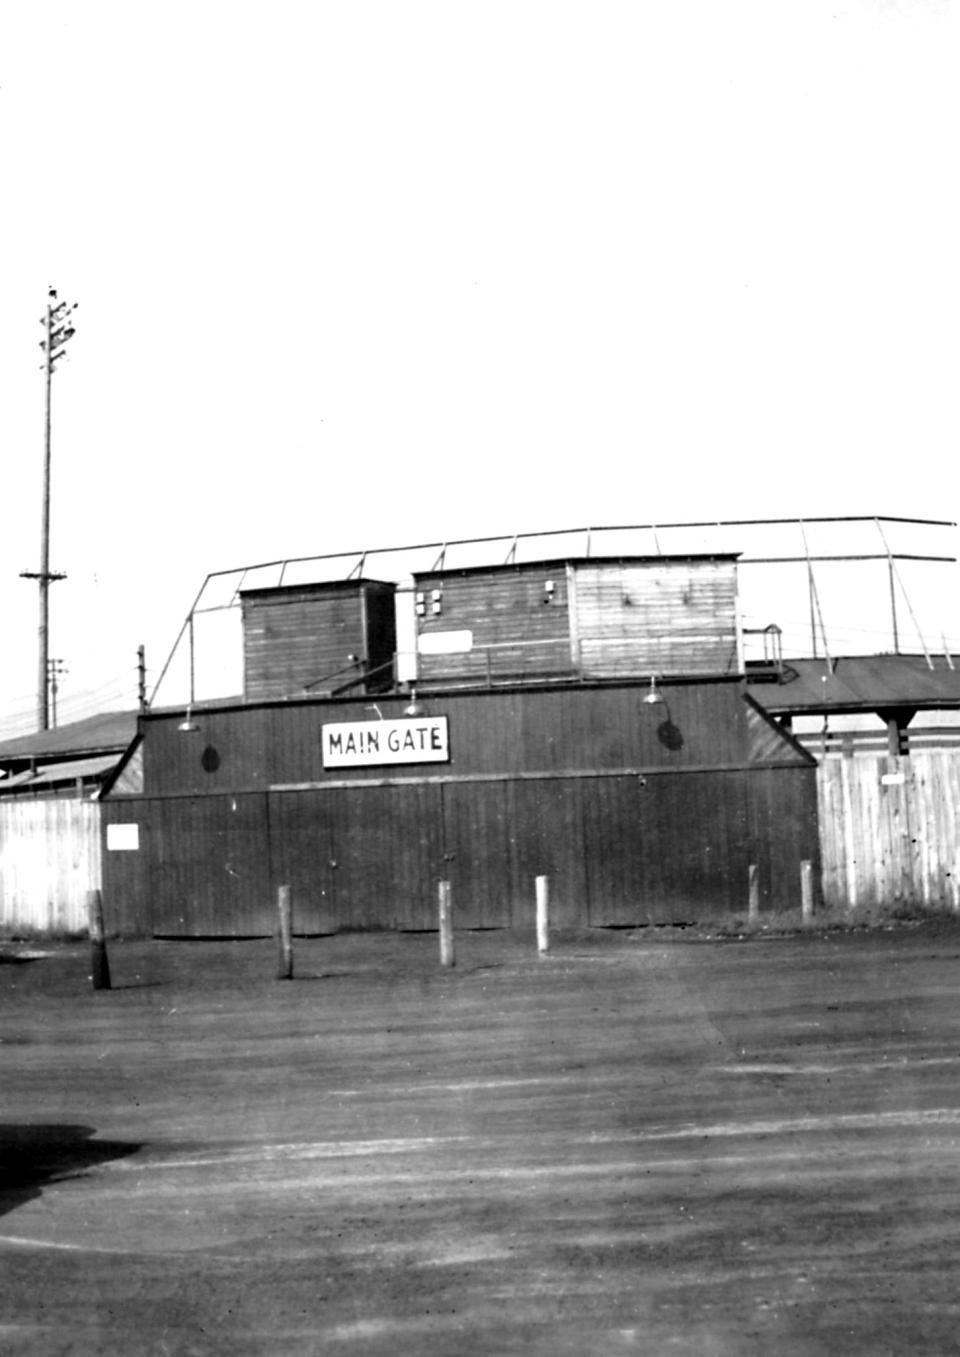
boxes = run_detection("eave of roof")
[413,553,741,580]
[748,654,960,714]
[0,753,121,793]
[0,711,139,761]
[239,578,396,600]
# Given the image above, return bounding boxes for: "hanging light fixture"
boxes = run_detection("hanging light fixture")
[178,705,200,733]
[404,686,426,717]
[643,675,664,706]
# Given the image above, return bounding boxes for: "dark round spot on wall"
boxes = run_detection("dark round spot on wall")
[201,745,221,773]
[657,721,684,752]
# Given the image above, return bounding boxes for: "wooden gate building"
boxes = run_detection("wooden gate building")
[100,554,819,936]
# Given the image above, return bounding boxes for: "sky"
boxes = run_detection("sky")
[1,0,959,734]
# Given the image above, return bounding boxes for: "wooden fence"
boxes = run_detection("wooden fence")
[817,752,960,911]
[0,799,101,935]
[5,756,960,935]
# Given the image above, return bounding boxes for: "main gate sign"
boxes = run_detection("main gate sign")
[321,716,450,768]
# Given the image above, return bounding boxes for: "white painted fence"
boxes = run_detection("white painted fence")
[817,753,960,911]
[0,799,101,934]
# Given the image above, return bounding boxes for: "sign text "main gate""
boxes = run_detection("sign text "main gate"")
[321,716,450,768]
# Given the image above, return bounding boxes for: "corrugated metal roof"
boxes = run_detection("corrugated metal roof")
[0,710,138,761]
[748,654,960,714]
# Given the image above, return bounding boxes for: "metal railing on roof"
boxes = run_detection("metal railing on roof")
[149,516,959,708]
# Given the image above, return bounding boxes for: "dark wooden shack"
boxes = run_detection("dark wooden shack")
[241,578,397,700]
[413,555,741,686]
[100,678,819,937]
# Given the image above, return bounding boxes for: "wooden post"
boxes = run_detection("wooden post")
[748,864,759,923]
[536,875,550,954]
[87,888,111,991]
[801,860,814,924]
[438,880,455,968]
[886,715,901,759]
[276,884,293,980]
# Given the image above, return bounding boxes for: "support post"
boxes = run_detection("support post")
[87,888,111,991]
[748,864,759,923]
[801,860,814,924]
[885,715,901,759]
[438,880,455,968]
[536,875,550,954]
[276,885,293,979]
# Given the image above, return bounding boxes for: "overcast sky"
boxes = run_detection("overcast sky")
[1,1,958,733]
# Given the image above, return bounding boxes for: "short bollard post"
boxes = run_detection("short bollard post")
[536,875,550,955]
[276,884,294,980]
[438,880,455,969]
[801,860,814,924]
[87,888,111,992]
[748,863,759,924]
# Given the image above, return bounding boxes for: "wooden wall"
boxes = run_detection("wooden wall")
[101,680,819,937]
[241,580,396,700]
[101,765,820,936]
[0,799,101,935]
[139,679,762,797]
[102,793,272,937]
[413,557,741,685]
[414,562,573,684]
[818,753,960,911]
[572,560,740,677]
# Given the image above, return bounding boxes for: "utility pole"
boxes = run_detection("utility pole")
[47,658,67,728]
[137,645,148,713]
[21,288,77,731]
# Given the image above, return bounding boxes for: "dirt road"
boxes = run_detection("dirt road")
[3,924,960,1355]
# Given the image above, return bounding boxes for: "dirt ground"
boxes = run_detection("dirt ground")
[3,921,960,1356]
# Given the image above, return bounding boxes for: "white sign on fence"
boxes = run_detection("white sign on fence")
[321,716,450,768]
[106,822,140,851]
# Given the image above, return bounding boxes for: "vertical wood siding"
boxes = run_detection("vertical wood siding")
[140,680,764,796]
[818,754,960,910]
[269,784,443,932]
[102,763,819,936]
[0,799,101,934]
[101,794,272,937]
[581,768,819,924]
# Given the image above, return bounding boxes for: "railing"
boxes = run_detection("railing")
[797,726,960,758]
[150,516,958,707]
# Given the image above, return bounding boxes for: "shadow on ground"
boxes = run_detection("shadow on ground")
[0,1124,141,1219]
